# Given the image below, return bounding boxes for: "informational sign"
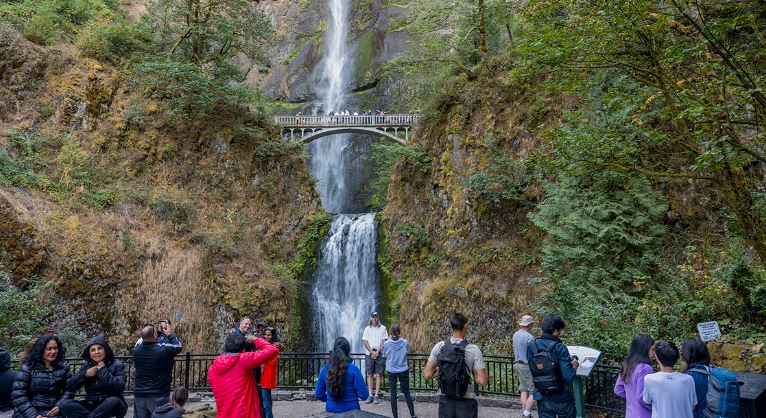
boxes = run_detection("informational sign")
[697,321,722,342]
[567,346,603,378]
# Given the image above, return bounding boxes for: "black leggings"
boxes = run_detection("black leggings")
[389,370,416,418]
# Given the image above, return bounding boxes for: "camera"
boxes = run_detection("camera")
[158,319,170,332]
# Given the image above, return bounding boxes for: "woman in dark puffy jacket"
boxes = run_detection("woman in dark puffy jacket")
[12,335,71,418]
[59,336,128,418]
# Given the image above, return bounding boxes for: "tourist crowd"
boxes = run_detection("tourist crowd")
[0,312,740,418]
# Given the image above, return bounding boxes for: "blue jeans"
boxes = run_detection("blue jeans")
[537,399,576,418]
[260,388,273,418]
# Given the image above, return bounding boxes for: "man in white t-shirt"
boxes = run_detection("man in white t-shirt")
[362,311,388,404]
[424,313,489,418]
[643,340,697,418]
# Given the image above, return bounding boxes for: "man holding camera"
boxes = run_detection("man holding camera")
[133,320,183,418]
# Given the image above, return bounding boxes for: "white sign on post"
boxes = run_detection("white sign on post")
[697,321,722,342]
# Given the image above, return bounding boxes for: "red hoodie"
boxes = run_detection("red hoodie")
[208,338,278,418]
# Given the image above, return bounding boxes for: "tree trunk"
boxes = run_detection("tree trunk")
[478,0,488,55]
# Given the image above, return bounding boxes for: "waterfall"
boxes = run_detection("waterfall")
[308,0,380,354]
[309,0,351,214]
[311,214,378,353]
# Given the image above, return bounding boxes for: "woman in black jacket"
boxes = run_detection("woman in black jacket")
[12,335,71,418]
[59,336,128,418]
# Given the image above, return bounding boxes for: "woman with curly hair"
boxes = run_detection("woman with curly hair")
[315,337,369,413]
[12,335,71,418]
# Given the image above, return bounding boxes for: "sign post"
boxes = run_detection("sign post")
[567,346,603,418]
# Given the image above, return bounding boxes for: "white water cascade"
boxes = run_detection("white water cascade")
[309,0,380,354]
[308,0,351,214]
[311,214,378,353]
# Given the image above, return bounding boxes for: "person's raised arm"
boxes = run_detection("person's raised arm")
[238,338,278,370]
[159,326,183,356]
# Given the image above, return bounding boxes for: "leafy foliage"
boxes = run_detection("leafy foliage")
[529,173,668,353]
[0,273,52,358]
[0,0,117,45]
[467,157,529,206]
[130,60,260,121]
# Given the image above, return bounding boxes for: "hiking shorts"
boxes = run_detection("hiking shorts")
[365,354,386,375]
[516,363,535,393]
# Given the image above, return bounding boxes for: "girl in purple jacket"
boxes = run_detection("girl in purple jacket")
[614,334,655,418]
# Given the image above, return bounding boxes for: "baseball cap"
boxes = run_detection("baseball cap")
[518,315,534,326]
[370,311,379,317]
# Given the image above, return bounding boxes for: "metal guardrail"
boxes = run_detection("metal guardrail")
[60,352,623,415]
[274,114,419,127]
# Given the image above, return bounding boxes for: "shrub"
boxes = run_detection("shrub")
[131,60,259,122]
[77,19,143,63]
[23,10,61,45]
[0,273,52,357]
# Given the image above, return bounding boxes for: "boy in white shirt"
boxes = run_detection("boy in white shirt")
[643,340,697,418]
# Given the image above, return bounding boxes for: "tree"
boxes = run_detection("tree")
[141,0,273,75]
[520,0,766,265]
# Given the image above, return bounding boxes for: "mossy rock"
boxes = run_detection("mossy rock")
[0,193,46,285]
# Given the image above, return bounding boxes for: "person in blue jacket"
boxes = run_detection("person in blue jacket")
[682,337,711,418]
[315,337,369,413]
[526,314,579,418]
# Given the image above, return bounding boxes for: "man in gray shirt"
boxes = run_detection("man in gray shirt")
[513,315,536,417]
[424,313,488,418]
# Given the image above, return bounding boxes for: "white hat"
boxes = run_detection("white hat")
[518,315,534,326]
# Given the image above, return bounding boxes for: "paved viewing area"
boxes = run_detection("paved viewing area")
[0,398,533,418]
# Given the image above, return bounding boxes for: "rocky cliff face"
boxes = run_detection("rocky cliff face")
[0,27,325,353]
[251,0,412,111]
[379,63,553,352]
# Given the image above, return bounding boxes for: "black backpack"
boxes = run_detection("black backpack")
[529,338,564,395]
[437,339,471,399]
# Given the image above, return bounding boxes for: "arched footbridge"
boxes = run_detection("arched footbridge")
[274,114,420,145]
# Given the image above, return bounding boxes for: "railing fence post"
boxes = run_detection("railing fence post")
[184,352,190,389]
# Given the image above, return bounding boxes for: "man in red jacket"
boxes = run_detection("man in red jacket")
[208,334,279,418]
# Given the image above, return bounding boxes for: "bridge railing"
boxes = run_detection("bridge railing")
[59,352,623,415]
[274,114,420,127]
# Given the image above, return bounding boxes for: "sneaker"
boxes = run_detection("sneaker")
[364,396,374,404]
[373,396,382,404]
